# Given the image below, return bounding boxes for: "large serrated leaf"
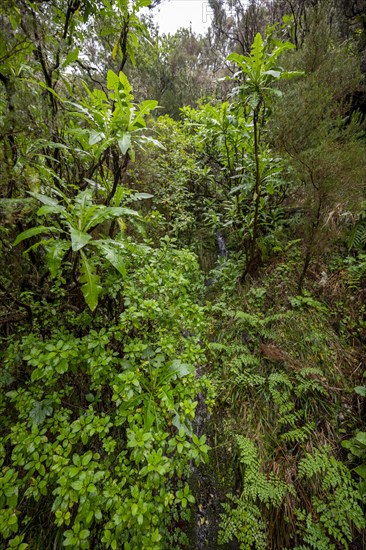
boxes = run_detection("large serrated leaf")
[118,133,131,155]
[70,228,92,251]
[118,71,133,95]
[89,130,104,145]
[45,240,71,278]
[79,252,100,311]
[13,226,58,246]
[28,192,60,206]
[94,240,126,276]
[132,100,158,129]
[37,204,66,216]
[251,33,264,74]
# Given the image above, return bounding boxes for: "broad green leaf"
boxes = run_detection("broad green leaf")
[30,400,53,425]
[94,241,126,276]
[28,192,61,207]
[70,228,92,251]
[143,397,156,430]
[107,70,120,91]
[227,52,247,66]
[79,530,90,540]
[83,206,110,232]
[248,92,260,110]
[251,33,264,79]
[355,432,366,446]
[37,204,66,216]
[355,464,366,479]
[112,39,119,60]
[89,130,104,145]
[107,207,139,218]
[74,189,93,212]
[79,252,100,311]
[130,192,154,200]
[45,240,71,278]
[118,71,133,96]
[263,69,281,78]
[62,48,79,68]
[131,100,158,128]
[355,386,366,397]
[13,226,57,246]
[170,360,194,378]
[118,133,131,155]
[82,205,138,232]
[133,100,159,126]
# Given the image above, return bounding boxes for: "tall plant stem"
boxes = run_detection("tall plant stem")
[250,108,261,263]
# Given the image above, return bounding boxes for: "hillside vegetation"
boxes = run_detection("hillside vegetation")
[1,0,365,548]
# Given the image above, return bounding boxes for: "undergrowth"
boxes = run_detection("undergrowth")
[206,250,366,549]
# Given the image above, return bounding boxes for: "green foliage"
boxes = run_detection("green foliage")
[207,249,365,548]
[0,242,210,549]
[2,2,366,549]
[130,27,217,118]
[13,188,138,310]
[296,447,365,548]
[347,202,366,251]
[270,6,366,288]
[218,436,293,549]
[68,69,159,163]
[342,370,366,500]
[227,32,302,110]
[345,254,366,290]
[131,115,201,242]
[226,33,303,268]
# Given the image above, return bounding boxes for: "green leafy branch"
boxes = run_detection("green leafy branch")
[13,189,139,310]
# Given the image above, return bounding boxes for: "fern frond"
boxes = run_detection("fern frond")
[297,448,365,547]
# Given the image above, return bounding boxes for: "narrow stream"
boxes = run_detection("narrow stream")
[189,230,237,548]
[189,397,240,549]
[216,231,228,260]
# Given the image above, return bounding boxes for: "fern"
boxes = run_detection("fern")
[268,372,294,418]
[218,495,267,549]
[347,254,366,289]
[295,368,327,396]
[208,342,228,352]
[268,369,330,446]
[297,447,365,548]
[218,436,293,549]
[280,423,315,445]
[236,349,261,368]
[295,510,335,550]
[348,216,366,250]
[232,367,266,389]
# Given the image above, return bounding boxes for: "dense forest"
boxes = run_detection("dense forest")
[1,0,366,548]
